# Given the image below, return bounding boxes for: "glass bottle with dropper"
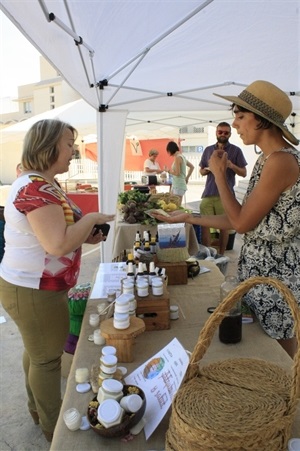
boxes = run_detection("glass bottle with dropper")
[126,262,135,282]
[126,253,136,274]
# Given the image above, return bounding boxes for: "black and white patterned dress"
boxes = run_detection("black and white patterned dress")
[237,147,300,339]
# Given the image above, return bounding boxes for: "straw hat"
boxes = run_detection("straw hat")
[214,80,299,145]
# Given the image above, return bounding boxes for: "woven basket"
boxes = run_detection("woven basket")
[156,246,190,263]
[149,193,181,207]
[166,277,300,451]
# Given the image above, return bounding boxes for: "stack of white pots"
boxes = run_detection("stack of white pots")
[113,294,131,329]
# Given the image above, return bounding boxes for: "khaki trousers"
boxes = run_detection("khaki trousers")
[0,277,69,433]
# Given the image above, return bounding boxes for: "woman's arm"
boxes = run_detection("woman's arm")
[209,150,298,234]
[27,205,115,256]
[169,155,182,176]
[186,160,194,183]
[151,210,232,229]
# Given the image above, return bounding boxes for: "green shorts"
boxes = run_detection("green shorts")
[200,196,225,215]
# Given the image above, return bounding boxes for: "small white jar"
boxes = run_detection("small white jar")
[97,303,107,315]
[170,305,179,320]
[97,399,124,429]
[136,280,149,297]
[93,329,106,345]
[63,407,82,431]
[100,354,118,374]
[89,313,99,327]
[98,371,114,387]
[97,379,124,404]
[107,289,116,303]
[122,280,135,295]
[151,277,164,296]
[75,367,89,384]
[114,297,130,314]
[120,394,143,413]
[113,312,130,330]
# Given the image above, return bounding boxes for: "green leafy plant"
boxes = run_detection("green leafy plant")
[118,191,160,225]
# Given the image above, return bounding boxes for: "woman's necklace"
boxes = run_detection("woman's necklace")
[259,147,287,166]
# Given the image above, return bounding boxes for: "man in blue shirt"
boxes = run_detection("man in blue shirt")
[199,122,247,254]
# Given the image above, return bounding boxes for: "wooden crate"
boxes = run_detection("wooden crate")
[136,284,170,331]
[155,261,188,285]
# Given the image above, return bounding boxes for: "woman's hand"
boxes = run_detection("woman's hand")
[85,230,106,244]
[151,210,191,223]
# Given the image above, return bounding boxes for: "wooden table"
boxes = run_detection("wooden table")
[112,222,199,260]
[51,260,300,450]
[67,192,99,215]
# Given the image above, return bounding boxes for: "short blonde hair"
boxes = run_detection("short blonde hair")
[21,119,77,171]
[149,149,159,156]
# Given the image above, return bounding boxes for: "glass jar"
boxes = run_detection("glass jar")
[218,276,242,344]
[97,379,124,404]
[136,279,149,297]
[97,399,124,428]
[151,277,163,296]
[100,354,118,374]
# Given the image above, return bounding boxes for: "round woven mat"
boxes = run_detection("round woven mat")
[166,374,289,450]
[199,358,291,399]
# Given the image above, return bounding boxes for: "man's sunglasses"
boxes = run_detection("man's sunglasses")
[217,130,230,136]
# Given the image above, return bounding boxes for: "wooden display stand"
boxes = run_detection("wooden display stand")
[155,261,188,285]
[136,283,170,331]
[100,316,145,363]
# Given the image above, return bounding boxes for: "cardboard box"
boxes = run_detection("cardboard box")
[157,223,186,249]
[136,284,170,331]
[156,261,188,285]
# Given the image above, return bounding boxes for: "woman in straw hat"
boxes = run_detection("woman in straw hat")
[152,80,300,358]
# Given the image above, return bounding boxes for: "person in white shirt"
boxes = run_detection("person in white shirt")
[143,149,163,174]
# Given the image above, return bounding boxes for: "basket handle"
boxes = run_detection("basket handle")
[185,276,300,404]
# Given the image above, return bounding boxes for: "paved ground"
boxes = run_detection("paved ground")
[0,183,241,451]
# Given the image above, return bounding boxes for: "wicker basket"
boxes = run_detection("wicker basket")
[149,193,181,207]
[166,277,300,451]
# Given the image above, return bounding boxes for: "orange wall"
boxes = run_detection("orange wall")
[84,138,179,170]
[125,138,177,171]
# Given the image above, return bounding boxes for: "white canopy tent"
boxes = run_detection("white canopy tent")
[1,0,299,261]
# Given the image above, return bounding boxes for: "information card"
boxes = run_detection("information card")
[124,337,189,439]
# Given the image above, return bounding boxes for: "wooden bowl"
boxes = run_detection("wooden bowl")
[87,384,146,438]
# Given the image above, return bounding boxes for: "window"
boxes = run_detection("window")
[23,102,32,114]
[181,145,204,154]
[50,96,55,103]
[49,87,54,93]
[179,126,205,134]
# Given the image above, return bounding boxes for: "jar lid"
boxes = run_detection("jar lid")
[102,378,123,393]
[101,354,118,366]
[102,345,116,356]
[170,305,179,312]
[76,382,91,393]
[115,297,130,307]
[120,292,135,301]
[97,399,122,423]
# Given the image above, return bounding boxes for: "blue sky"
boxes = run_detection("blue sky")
[0,11,40,99]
